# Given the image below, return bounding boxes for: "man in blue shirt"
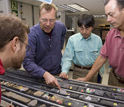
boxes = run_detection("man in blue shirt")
[23,3,66,89]
[59,14,103,83]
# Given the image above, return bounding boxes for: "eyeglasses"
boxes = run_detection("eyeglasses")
[19,39,31,52]
[41,18,56,23]
[79,27,91,31]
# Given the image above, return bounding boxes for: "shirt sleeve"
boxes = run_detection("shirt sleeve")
[98,37,103,53]
[61,37,74,74]
[61,24,67,50]
[98,37,105,76]
[23,30,46,79]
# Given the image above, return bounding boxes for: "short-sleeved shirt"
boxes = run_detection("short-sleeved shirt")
[0,59,5,101]
[100,28,124,78]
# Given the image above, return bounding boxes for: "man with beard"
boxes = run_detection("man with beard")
[0,14,30,101]
[23,3,66,89]
[77,0,124,88]
[59,14,103,83]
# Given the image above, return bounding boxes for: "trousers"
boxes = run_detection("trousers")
[73,65,98,83]
[108,69,124,88]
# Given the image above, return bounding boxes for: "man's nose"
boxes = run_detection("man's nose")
[107,16,111,22]
[83,29,87,34]
[46,20,50,25]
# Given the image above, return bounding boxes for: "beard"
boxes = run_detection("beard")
[11,51,24,69]
[12,58,22,69]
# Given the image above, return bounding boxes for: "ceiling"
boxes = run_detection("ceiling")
[14,0,106,16]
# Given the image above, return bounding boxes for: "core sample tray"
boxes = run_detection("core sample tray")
[0,68,124,107]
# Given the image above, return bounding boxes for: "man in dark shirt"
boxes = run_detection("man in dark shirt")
[0,14,30,101]
[23,3,66,89]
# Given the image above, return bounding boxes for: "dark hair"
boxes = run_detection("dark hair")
[77,14,95,28]
[0,14,30,49]
[104,0,110,6]
[104,0,124,10]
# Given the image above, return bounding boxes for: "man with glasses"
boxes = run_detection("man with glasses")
[19,39,31,52]
[0,14,29,101]
[23,3,66,89]
[78,0,124,87]
[59,14,103,83]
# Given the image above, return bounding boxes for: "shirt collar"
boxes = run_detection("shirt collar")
[79,33,92,40]
[0,59,5,75]
[114,28,121,38]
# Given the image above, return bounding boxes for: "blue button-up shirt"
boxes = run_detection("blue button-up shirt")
[23,21,67,78]
[61,33,103,74]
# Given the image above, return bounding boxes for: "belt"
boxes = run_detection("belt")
[113,70,124,83]
[74,64,92,70]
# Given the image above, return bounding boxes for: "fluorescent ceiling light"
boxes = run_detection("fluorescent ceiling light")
[94,15,106,18]
[68,4,88,12]
[36,0,52,4]
[57,5,77,12]
[57,4,88,13]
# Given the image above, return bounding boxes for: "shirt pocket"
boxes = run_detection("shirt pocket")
[90,49,99,60]
[74,48,85,60]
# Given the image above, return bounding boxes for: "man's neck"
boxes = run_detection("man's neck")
[120,30,124,37]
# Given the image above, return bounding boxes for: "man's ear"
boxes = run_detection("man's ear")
[91,27,94,30]
[121,7,124,12]
[11,37,19,52]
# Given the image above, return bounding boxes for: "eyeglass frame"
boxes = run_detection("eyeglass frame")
[9,37,31,52]
[40,18,56,23]
[19,38,31,52]
[79,27,92,31]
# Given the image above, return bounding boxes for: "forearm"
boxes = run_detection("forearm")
[61,64,71,74]
[61,39,74,74]
[61,59,73,74]
[23,60,46,78]
[85,55,107,81]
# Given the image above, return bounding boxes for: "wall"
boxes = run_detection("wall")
[34,6,39,25]
[0,0,11,14]
[18,2,33,27]
[57,12,65,25]
[95,18,109,27]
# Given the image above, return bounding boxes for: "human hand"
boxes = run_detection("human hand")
[76,77,88,82]
[59,72,68,79]
[43,72,61,90]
